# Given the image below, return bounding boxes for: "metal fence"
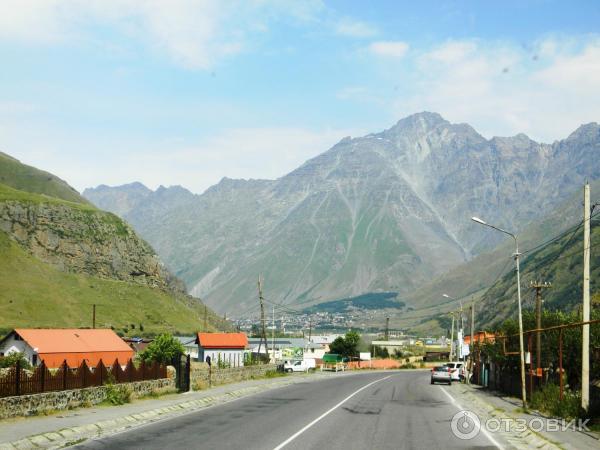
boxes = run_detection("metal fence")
[0,359,167,398]
[471,319,600,403]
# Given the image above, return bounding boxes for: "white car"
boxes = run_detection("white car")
[283,360,315,373]
[445,362,464,381]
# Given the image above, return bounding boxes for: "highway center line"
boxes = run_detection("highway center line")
[439,386,504,450]
[272,375,393,450]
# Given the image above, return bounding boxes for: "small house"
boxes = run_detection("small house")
[196,332,247,367]
[0,329,134,368]
[175,336,199,360]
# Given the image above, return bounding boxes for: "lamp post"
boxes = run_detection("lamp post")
[472,216,527,408]
[443,294,458,361]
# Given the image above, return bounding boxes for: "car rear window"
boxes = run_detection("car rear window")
[434,366,448,372]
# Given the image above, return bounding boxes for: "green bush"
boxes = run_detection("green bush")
[0,352,32,369]
[104,384,132,405]
[138,334,184,365]
[530,383,582,419]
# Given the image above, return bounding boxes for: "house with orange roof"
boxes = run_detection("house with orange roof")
[463,331,496,346]
[0,329,134,368]
[196,332,248,367]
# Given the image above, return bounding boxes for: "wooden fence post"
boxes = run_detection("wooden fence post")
[62,360,68,390]
[15,360,21,396]
[559,329,564,401]
[40,361,46,393]
[98,360,104,386]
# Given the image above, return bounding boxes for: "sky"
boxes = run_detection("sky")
[1,0,599,194]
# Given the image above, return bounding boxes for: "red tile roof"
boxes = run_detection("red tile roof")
[196,332,248,349]
[13,329,134,368]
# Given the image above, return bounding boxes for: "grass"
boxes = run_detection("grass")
[0,152,89,205]
[0,183,95,211]
[0,229,223,335]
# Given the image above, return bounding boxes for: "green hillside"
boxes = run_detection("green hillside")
[0,152,227,336]
[0,151,89,204]
[478,212,600,327]
[397,182,599,335]
[0,229,224,336]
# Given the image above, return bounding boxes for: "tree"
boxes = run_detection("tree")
[138,334,185,365]
[329,331,361,358]
[0,352,32,369]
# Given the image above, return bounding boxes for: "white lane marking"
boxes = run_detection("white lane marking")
[273,375,393,450]
[439,386,504,450]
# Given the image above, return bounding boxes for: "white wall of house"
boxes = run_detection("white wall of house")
[199,348,245,367]
[304,347,326,360]
[0,334,38,365]
[183,344,198,360]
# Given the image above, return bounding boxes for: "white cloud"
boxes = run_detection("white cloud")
[335,18,377,38]
[392,37,600,142]
[368,40,409,58]
[0,0,324,69]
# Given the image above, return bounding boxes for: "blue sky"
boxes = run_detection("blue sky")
[1,0,599,193]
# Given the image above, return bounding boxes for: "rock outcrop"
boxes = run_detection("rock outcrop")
[0,200,185,293]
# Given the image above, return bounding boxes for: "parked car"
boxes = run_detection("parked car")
[284,359,315,373]
[444,362,464,381]
[430,366,451,385]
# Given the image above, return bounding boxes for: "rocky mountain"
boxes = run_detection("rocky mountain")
[0,153,225,334]
[84,113,600,315]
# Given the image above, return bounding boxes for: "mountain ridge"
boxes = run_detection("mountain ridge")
[84,113,600,315]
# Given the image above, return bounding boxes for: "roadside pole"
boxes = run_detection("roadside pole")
[469,302,474,384]
[450,312,455,361]
[582,183,591,412]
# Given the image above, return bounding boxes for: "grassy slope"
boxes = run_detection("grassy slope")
[0,152,89,205]
[0,230,224,335]
[0,154,227,335]
[478,216,600,328]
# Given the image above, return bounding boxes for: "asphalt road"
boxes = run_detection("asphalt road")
[77,371,499,450]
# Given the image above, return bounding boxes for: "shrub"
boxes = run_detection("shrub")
[104,384,132,405]
[0,352,32,369]
[138,334,184,365]
[530,383,582,419]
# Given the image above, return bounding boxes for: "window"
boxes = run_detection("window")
[32,354,37,365]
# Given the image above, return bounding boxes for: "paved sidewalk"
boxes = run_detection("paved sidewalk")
[0,372,346,449]
[451,382,600,450]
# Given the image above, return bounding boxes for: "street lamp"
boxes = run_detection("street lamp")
[443,294,457,361]
[472,216,527,408]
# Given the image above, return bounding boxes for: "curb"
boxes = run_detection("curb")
[0,376,314,449]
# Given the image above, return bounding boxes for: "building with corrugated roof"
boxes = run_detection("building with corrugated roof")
[0,329,134,368]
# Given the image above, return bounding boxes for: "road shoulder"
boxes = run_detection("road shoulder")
[444,382,600,450]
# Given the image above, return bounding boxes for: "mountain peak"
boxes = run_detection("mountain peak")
[565,122,600,142]
[392,111,448,130]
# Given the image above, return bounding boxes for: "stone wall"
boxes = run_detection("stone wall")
[191,363,276,390]
[0,378,174,420]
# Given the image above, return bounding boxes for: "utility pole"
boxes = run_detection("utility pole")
[470,302,475,351]
[92,304,96,329]
[257,276,269,360]
[450,312,455,361]
[308,317,312,342]
[385,317,390,340]
[204,305,208,331]
[582,183,591,412]
[272,305,275,363]
[469,302,475,384]
[530,281,551,372]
